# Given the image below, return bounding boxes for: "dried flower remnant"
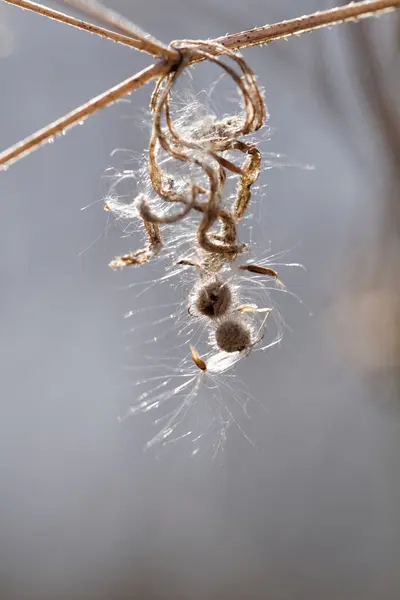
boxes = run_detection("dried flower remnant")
[102,39,301,452]
[101,33,283,403]
[1,0,399,450]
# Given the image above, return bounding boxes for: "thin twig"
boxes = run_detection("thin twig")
[219,0,400,49]
[1,0,399,169]
[0,62,168,168]
[62,0,178,61]
[2,0,178,58]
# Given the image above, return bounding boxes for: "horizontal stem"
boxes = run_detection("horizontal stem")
[62,0,179,61]
[0,62,169,168]
[2,0,178,59]
[219,0,400,49]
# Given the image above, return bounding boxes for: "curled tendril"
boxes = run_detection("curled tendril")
[112,39,267,267]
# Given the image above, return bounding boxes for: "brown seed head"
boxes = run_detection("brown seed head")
[194,279,232,319]
[215,318,252,353]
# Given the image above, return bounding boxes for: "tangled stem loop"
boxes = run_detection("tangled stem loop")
[112,40,267,269]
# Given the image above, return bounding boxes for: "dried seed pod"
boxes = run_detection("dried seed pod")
[215,317,252,353]
[192,278,233,319]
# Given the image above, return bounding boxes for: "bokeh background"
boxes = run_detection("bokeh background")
[1,1,400,598]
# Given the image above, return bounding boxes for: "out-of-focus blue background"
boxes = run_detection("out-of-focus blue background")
[1,1,399,598]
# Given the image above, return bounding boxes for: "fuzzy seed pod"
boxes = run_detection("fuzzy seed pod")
[215,317,252,353]
[192,279,233,318]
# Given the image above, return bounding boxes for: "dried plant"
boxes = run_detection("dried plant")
[1,0,399,169]
[1,0,399,451]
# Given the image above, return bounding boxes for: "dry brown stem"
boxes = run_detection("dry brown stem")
[62,0,179,60]
[219,0,400,49]
[1,61,168,168]
[2,0,177,56]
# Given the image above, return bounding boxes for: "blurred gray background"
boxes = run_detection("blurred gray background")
[1,1,400,598]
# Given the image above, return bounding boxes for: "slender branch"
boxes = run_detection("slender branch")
[0,62,168,168]
[1,0,399,169]
[62,0,179,61]
[219,0,400,49]
[2,0,178,59]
